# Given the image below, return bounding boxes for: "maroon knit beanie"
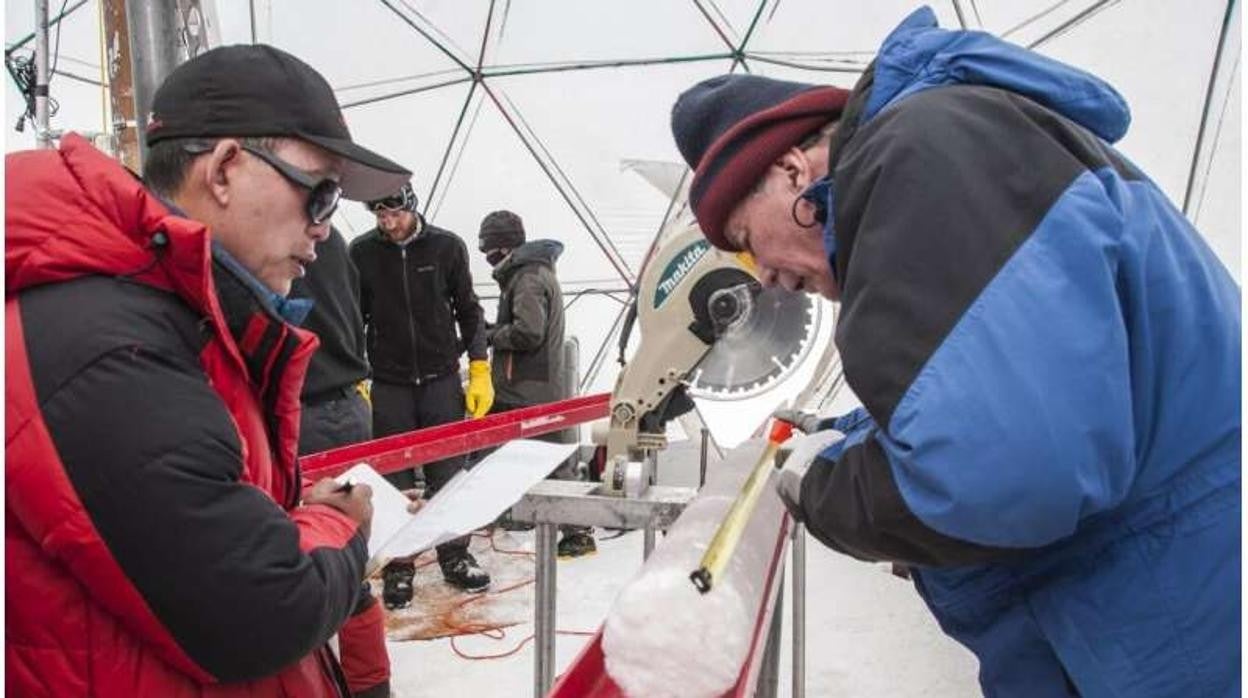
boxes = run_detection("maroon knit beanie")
[671,74,850,250]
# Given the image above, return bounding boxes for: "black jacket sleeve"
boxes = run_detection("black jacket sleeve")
[349,238,373,332]
[800,439,1003,567]
[447,235,488,361]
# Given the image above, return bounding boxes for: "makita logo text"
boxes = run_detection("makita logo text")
[653,240,709,309]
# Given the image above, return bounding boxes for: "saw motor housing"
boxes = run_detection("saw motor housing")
[603,225,760,495]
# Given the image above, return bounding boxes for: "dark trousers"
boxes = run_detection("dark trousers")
[299,388,372,455]
[372,373,469,563]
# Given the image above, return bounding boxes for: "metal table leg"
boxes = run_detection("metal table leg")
[534,522,558,697]
[792,522,806,698]
[510,480,698,696]
[643,524,656,560]
[699,427,710,487]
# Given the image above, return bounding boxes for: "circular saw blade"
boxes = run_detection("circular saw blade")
[686,287,816,399]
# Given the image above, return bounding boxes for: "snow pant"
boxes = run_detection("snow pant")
[299,385,372,455]
[339,586,390,698]
[372,373,470,563]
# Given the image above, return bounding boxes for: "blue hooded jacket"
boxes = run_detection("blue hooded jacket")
[798,7,1240,696]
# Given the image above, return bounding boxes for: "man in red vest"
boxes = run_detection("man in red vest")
[6,44,409,696]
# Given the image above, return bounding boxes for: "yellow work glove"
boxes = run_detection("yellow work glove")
[465,359,494,418]
[354,379,372,406]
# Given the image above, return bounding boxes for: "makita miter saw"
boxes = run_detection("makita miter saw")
[601,222,815,495]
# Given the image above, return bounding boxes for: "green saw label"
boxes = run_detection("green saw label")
[653,240,710,309]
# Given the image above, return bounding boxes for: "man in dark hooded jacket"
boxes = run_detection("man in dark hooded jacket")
[478,210,595,558]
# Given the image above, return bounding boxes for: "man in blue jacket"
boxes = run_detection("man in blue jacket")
[670,7,1240,697]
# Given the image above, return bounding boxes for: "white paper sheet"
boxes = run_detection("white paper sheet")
[335,439,577,565]
[333,462,416,561]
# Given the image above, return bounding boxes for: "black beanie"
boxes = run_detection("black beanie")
[478,210,526,250]
[670,74,850,250]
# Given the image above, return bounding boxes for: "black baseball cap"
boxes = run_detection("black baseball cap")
[145,44,410,201]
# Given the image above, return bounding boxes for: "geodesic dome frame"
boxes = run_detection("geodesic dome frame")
[6,0,1240,439]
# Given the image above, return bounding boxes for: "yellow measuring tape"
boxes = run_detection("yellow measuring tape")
[690,419,794,593]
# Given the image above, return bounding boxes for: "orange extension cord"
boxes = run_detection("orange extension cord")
[438,529,595,661]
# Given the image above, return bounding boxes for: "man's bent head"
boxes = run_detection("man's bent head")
[671,74,849,300]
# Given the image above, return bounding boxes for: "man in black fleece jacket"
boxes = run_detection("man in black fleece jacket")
[350,183,494,604]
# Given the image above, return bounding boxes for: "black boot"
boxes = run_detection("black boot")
[382,560,416,610]
[557,529,597,559]
[441,553,491,593]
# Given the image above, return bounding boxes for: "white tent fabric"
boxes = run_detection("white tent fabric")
[6,0,1241,444]
[3,4,1241,695]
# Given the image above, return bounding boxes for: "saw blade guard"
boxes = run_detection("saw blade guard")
[603,223,820,479]
[686,282,817,399]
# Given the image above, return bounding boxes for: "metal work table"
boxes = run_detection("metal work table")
[510,479,699,696]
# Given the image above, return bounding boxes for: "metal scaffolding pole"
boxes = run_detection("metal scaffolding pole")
[125,1,181,161]
[34,0,53,148]
[122,1,218,162]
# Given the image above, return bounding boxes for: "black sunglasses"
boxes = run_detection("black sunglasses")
[182,142,342,225]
